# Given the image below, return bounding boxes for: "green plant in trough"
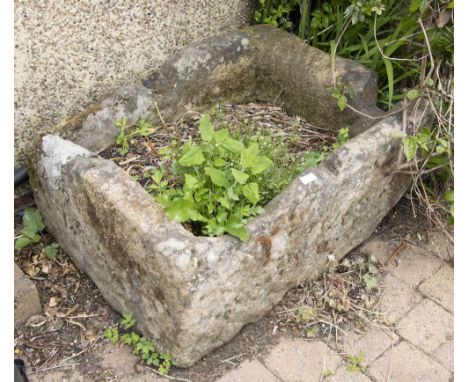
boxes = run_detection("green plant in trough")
[151,114,273,241]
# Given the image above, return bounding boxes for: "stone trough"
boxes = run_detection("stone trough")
[29,25,431,366]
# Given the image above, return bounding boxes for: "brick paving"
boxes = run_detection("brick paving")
[216,236,454,382]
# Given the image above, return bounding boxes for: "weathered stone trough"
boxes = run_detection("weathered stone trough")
[29,25,430,366]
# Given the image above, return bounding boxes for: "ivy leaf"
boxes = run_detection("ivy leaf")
[242,183,260,204]
[205,167,230,188]
[231,169,249,184]
[199,114,214,142]
[403,136,418,161]
[178,147,205,166]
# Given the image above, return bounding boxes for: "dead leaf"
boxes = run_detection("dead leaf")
[41,262,49,274]
[48,296,61,308]
[51,285,68,299]
[25,263,38,277]
[65,304,80,317]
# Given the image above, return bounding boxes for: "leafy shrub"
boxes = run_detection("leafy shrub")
[256,0,454,232]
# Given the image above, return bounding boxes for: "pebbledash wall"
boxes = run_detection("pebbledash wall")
[14,0,255,168]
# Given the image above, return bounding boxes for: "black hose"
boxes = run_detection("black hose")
[14,167,29,188]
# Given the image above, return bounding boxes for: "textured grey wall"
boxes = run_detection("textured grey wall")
[14,0,255,167]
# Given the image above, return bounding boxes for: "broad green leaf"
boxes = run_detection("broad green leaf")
[213,129,229,144]
[403,136,418,161]
[199,114,214,142]
[165,199,195,222]
[225,223,249,241]
[178,147,205,166]
[184,174,199,190]
[205,167,230,188]
[221,138,244,153]
[151,169,164,184]
[242,183,260,204]
[213,158,226,167]
[240,143,260,168]
[250,156,273,175]
[23,208,45,235]
[217,196,231,209]
[231,169,249,184]
[227,187,240,201]
[15,237,31,250]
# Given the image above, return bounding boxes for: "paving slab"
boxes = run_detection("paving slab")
[264,338,342,382]
[327,365,373,382]
[14,263,42,328]
[419,264,453,312]
[217,360,280,382]
[368,341,451,382]
[338,327,398,364]
[397,299,453,353]
[359,238,394,265]
[432,339,454,373]
[422,231,454,261]
[389,245,442,288]
[380,274,423,324]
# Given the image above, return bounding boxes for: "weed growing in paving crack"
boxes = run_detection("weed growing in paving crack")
[104,313,173,375]
[346,351,368,373]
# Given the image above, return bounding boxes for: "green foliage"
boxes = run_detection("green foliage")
[256,0,454,230]
[363,273,378,290]
[44,243,60,259]
[346,351,368,373]
[15,208,45,249]
[105,313,173,375]
[115,119,129,155]
[104,327,119,344]
[332,128,350,150]
[121,313,136,329]
[114,118,154,155]
[149,114,277,241]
